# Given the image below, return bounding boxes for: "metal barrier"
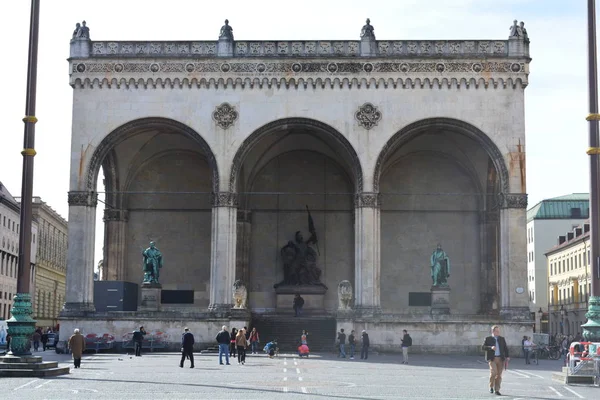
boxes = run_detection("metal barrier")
[567,341,600,386]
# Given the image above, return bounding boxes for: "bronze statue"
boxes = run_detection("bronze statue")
[430,243,450,287]
[142,241,163,284]
[274,207,326,288]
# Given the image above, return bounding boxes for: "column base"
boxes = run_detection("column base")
[353,306,382,318]
[139,287,161,312]
[6,293,36,357]
[499,306,531,321]
[60,302,96,317]
[582,296,600,342]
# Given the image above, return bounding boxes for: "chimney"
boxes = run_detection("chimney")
[558,235,566,245]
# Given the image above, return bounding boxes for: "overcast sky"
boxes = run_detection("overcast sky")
[0,0,592,267]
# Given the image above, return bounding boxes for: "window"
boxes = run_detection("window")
[571,208,582,218]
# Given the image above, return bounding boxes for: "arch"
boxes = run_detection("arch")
[229,118,363,193]
[373,118,509,193]
[86,117,219,193]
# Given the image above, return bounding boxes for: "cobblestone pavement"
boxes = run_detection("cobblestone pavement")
[0,351,597,399]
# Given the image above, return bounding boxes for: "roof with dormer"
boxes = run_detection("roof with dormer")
[526,193,589,222]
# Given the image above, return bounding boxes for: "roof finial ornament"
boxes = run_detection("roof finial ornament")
[219,19,234,41]
[360,18,375,40]
[509,19,528,42]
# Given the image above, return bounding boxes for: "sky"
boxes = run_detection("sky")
[0,0,593,268]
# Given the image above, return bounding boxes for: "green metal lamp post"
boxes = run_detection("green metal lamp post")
[583,0,600,342]
[5,0,40,357]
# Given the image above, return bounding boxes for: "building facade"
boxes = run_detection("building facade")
[30,197,68,328]
[61,18,532,353]
[526,193,589,331]
[0,181,38,320]
[546,223,592,336]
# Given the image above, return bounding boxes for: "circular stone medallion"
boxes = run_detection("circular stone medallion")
[472,63,483,73]
[150,63,160,72]
[257,63,267,73]
[114,63,124,73]
[291,63,302,73]
[327,63,338,73]
[435,63,445,73]
[363,63,374,73]
[220,63,231,73]
[399,63,409,73]
[185,63,195,73]
[76,63,86,73]
[511,63,522,72]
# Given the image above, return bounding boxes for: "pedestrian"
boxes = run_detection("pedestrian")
[348,330,356,360]
[293,294,304,317]
[230,328,238,358]
[216,325,231,365]
[180,327,195,368]
[249,327,260,354]
[361,330,370,360]
[337,328,346,358]
[132,326,146,357]
[244,326,250,341]
[401,329,412,364]
[301,330,308,345]
[32,330,41,352]
[236,328,248,365]
[482,325,510,396]
[523,336,534,364]
[41,331,49,351]
[68,328,86,369]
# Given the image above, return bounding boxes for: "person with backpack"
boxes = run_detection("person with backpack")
[401,329,412,364]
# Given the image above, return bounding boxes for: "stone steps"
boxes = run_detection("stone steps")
[251,315,337,352]
[0,355,70,377]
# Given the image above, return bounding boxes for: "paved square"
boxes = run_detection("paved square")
[0,351,597,399]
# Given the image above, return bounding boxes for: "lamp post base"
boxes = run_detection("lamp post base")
[582,296,600,341]
[5,293,36,357]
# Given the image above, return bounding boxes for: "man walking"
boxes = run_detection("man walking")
[338,328,347,358]
[361,330,370,360]
[348,330,356,360]
[293,294,305,317]
[216,325,231,365]
[180,327,195,368]
[68,328,86,369]
[132,326,146,357]
[482,325,510,396]
[401,329,412,364]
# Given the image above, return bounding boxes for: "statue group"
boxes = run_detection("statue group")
[430,243,450,287]
[142,241,163,285]
[72,21,90,39]
[274,207,327,289]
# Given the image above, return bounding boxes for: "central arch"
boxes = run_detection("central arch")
[229,118,363,193]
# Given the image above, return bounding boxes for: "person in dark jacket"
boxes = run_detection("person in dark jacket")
[180,327,195,368]
[293,294,304,317]
[132,326,146,357]
[361,330,370,360]
[41,332,49,351]
[401,330,412,364]
[216,325,231,365]
[482,325,510,396]
[229,328,238,358]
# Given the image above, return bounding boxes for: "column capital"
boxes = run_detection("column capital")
[103,208,129,222]
[211,191,238,207]
[354,192,381,208]
[498,193,528,209]
[68,191,98,207]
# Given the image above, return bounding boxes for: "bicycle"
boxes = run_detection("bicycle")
[530,345,561,364]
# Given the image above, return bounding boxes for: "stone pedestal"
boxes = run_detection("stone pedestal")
[430,286,450,315]
[275,285,327,310]
[139,285,161,311]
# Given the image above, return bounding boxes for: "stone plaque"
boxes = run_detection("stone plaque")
[139,287,161,311]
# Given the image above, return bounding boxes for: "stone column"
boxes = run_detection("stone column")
[499,193,529,319]
[62,191,97,313]
[236,210,252,284]
[354,193,381,312]
[208,192,238,311]
[103,208,129,281]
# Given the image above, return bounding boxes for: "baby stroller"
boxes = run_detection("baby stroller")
[298,344,310,358]
[264,340,279,358]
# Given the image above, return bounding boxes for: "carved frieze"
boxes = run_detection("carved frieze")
[354,193,381,208]
[68,191,98,207]
[499,193,528,209]
[103,208,129,222]
[212,103,238,129]
[212,192,239,207]
[355,103,382,130]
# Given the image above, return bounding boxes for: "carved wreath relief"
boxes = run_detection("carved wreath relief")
[355,103,382,130]
[212,103,238,129]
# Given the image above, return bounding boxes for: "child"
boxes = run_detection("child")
[264,340,278,358]
[298,344,310,358]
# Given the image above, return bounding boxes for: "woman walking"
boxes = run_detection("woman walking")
[236,328,248,365]
[249,327,260,354]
